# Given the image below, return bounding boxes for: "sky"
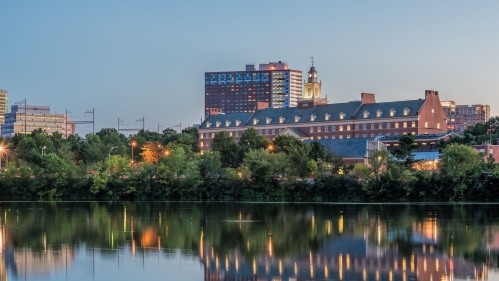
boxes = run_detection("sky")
[1,1,499,135]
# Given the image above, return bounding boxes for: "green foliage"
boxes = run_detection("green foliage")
[211,131,242,168]
[392,134,419,168]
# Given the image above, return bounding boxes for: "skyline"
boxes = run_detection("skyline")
[1,1,498,135]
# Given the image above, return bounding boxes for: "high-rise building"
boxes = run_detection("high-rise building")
[204,61,302,116]
[1,104,74,138]
[0,90,7,128]
[440,101,491,131]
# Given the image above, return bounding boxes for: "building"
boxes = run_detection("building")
[199,66,448,151]
[1,104,74,138]
[440,101,490,131]
[0,90,7,129]
[304,138,386,165]
[205,61,302,116]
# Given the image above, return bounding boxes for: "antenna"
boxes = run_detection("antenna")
[311,56,314,66]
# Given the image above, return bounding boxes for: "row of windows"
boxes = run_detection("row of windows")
[309,122,419,132]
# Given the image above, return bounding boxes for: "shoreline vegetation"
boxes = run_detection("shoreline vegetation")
[0,123,498,202]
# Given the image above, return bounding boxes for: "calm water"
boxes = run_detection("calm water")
[0,202,499,281]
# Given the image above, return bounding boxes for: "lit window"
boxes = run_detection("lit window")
[211,133,215,138]
[425,122,428,128]
[339,112,346,119]
[279,117,285,123]
[347,125,351,131]
[347,135,351,139]
[216,121,221,128]
[294,115,301,122]
[390,109,397,116]
[395,122,399,128]
[253,118,259,125]
[339,125,343,131]
[206,122,212,128]
[266,117,272,124]
[412,122,416,128]
[310,114,316,121]
[317,136,321,140]
[376,110,383,117]
[403,108,410,116]
[226,120,232,127]
[325,113,331,121]
[332,135,336,139]
[229,132,233,137]
[200,133,204,138]
[437,123,440,129]
[317,126,321,132]
[403,122,407,128]
[236,120,241,126]
[310,127,314,133]
[339,135,343,139]
[363,111,370,118]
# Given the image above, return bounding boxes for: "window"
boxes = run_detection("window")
[371,124,375,129]
[317,136,321,140]
[395,122,399,128]
[259,129,262,135]
[339,135,343,139]
[332,135,336,139]
[363,111,370,118]
[363,134,367,138]
[387,123,391,129]
[403,122,407,128]
[395,132,399,136]
[206,141,210,147]
[437,123,440,129]
[294,115,301,122]
[310,114,316,121]
[236,120,241,126]
[347,135,351,139]
[379,123,383,129]
[325,126,328,132]
[403,108,410,116]
[272,129,275,135]
[279,128,283,133]
[347,125,351,131]
[411,122,416,128]
[355,124,359,130]
[317,126,322,132]
[370,134,375,137]
[266,118,272,124]
[211,133,215,138]
[376,110,383,117]
[325,136,328,139]
[253,118,259,125]
[226,120,232,127]
[339,125,343,131]
[310,127,314,133]
[379,133,383,136]
[425,121,428,128]
[200,133,204,138]
[200,142,204,147]
[332,125,336,132]
[279,117,285,124]
[431,108,435,114]
[206,122,212,128]
[235,131,239,137]
[355,134,359,138]
[390,109,397,116]
[325,113,331,121]
[363,124,367,130]
[216,121,221,128]
[339,112,346,119]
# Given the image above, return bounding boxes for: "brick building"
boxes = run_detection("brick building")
[204,61,302,116]
[440,101,490,131]
[198,90,448,151]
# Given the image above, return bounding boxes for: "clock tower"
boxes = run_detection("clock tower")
[303,58,322,99]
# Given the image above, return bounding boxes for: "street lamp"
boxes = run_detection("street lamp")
[131,141,136,168]
[165,150,170,156]
[0,146,3,173]
[109,146,118,160]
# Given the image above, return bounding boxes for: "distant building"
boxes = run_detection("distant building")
[1,104,74,138]
[204,61,302,116]
[0,90,7,129]
[440,101,490,131]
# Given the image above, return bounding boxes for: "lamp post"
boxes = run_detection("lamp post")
[109,146,118,160]
[0,146,3,173]
[131,141,136,168]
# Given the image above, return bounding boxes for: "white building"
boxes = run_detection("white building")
[1,104,74,138]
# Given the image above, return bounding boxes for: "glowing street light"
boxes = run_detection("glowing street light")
[131,141,136,168]
[0,146,3,173]
[165,150,170,156]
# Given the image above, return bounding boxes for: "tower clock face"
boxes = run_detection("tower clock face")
[314,73,317,77]
[309,73,312,77]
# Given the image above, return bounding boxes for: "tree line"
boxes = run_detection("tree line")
[0,116,498,201]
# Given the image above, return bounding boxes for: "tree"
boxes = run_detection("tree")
[287,143,312,179]
[141,141,166,164]
[211,131,241,168]
[242,149,287,186]
[440,144,483,178]
[438,134,476,151]
[273,135,302,154]
[367,150,390,181]
[239,128,270,151]
[199,151,223,179]
[392,134,420,168]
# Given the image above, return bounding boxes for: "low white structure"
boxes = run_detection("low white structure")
[1,104,74,137]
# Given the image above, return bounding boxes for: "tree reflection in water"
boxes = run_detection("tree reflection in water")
[0,202,497,280]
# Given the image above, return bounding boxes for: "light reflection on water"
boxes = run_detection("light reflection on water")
[0,202,497,281]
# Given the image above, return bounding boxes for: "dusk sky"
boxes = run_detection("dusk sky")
[1,1,498,135]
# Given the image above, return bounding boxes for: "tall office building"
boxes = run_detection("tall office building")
[441,101,491,131]
[0,90,7,128]
[1,104,74,138]
[205,61,302,116]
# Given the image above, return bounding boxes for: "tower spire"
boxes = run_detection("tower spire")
[311,56,314,66]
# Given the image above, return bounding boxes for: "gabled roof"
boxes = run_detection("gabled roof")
[379,132,456,142]
[199,113,252,129]
[280,127,309,139]
[304,138,376,158]
[354,99,425,119]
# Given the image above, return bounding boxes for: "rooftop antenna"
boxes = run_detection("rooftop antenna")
[311,56,314,66]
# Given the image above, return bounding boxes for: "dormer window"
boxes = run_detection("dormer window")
[206,122,212,128]
[403,108,410,116]
[325,113,331,121]
[253,118,259,125]
[279,116,285,124]
[294,115,301,122]
[363,111,370,118]
[376,110,383,117]
[235,120,241,126]
[390,109,397,116]
[310,114,317,121]
[225,120,232,127]
[216,121,221,127]
[266,117,272,124]
[339,112,346,120]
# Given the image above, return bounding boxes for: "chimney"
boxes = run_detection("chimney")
[425,90,439,99]
[208,108,222,116]
[361,93,376,104]
[256,102,270,110]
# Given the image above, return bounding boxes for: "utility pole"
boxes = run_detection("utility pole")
[118,118,120,132]
[65,109,68,138]
[136,117,145,132]
[85,108,95,134]
[24,99,27,134]
[173,123,182,133]
[158,123,164,134]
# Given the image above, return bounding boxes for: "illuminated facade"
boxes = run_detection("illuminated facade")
[0,90,7,130]
[1,104,74,138]
[205,61,302,115]
[441,101,491,131]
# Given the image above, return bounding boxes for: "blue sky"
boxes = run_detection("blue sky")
[1,1,498,135]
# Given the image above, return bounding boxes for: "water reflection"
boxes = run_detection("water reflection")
[0,202,497,280]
